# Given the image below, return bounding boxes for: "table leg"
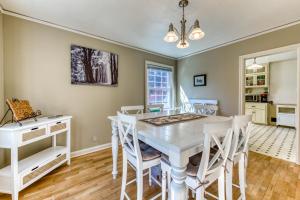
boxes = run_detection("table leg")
[11,137,19,200]
[111,121,119,179]
[170,165,187,200]
[66,121,71,165]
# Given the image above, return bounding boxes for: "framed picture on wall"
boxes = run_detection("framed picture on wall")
[71,45,118,86]
[194,74,206,86]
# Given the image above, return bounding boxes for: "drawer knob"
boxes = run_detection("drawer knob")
[31,127,39,131]
[56,154,62,157]
[56,122,62,124]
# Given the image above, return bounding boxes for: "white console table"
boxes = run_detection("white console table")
[0,116,72,200]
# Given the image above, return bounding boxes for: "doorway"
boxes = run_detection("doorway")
[239,44,300,164]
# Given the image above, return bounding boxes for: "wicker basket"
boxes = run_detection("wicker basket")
[23,154,66,185]
[22,128,46,142]
[50,123,66,133]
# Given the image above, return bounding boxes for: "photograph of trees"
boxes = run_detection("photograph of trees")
[71,45,118,86]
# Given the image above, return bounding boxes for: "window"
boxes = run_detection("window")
[146,61,174,109]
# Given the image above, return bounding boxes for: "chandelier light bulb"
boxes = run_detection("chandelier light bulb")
[164,23,179,43]
[176,40,189,49]
[189,20,205,40]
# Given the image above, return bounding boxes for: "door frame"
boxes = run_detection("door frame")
[238,43,300,164]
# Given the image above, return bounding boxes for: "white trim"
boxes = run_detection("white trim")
[71,143,112,158]
[1,8,175,60]
[238,43,300,164]
[178,20,300,60]
[145,61,175,109]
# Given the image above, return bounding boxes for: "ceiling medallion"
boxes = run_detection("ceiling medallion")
[164,0,205,49]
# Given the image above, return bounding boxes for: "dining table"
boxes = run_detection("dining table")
[107,111,230,200]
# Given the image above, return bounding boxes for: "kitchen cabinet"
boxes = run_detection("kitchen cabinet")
[245,103,268,124]
[245,63,269,89]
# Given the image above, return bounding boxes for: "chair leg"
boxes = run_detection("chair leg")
[167,169,171,200]
[136,167,144,200]
[186,187,189,199]
[162,170,167,200]
[120,154,128,200]
[195,187,205,200]
[218,169,225,200]
[244,152,248,188]
[239,156,246,200]
[149,167,152,186]
[226,161,233,200]
[192,191,196,198]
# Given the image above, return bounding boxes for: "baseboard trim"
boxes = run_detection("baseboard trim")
[71,143,112,158]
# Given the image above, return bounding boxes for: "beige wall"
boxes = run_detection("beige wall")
[2,15,176,158]
[177,24,300,116]
[0,13,5,167]
[269,59,297,104]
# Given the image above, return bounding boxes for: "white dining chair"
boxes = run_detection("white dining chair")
[226,115,253,200]
[117,112,162,200]
[146,104,164,113]
[194,103,219,116]
[161,119,233,200]
[181,102,194,113]
[121,105,144,114]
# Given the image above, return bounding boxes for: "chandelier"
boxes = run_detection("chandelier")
[164,0,205,49]
[247,58,263,70]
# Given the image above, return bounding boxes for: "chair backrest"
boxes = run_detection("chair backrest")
[181,103,194,113]
[194,103,205,114]
[205,104,218,116]
[121,105,144,114]
[194,103,218,116]
[146,104,164,113]
[196,119,233,182]
[228,115,252,161]
[117,112,142,163]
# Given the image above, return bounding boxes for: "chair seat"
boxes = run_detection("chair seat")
[124,141,161,161]
[187,153,203,177]
[141,147,161,161]
[187,147,219,177]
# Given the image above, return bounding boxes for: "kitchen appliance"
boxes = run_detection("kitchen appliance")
[245,94,260,102]
[260,93,268,102]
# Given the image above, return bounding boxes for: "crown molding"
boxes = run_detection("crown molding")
[1,8,176,60]
[178,19,300,60]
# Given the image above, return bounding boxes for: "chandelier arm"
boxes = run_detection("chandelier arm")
[173,26,181,36]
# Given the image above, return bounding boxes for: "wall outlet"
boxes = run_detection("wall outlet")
[92,136,98,142]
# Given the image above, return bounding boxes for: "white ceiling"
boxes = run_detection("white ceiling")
[1,0,300,59]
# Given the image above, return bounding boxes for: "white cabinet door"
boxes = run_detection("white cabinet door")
[245,108,255,122]
[254,109,267,124]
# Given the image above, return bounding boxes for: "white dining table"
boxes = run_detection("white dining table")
[108,111,230,200]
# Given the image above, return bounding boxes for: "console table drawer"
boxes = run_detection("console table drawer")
[22,153,66,186]
[21,126,47,144]
[49,121,67,133]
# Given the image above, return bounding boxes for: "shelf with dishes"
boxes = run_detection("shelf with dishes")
[245,63,269,88]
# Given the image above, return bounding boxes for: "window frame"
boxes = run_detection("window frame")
[145,60,175,109]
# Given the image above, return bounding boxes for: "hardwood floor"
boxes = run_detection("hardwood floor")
[0,148,299,200]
